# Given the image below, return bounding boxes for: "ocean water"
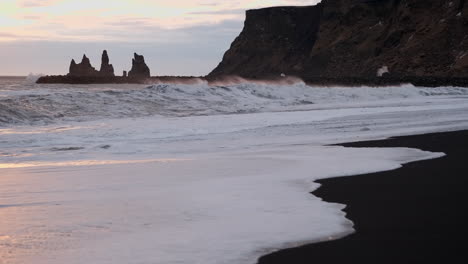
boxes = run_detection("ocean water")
[1,76,468,263]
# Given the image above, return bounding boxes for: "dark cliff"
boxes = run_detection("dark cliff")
[209,0,468,80]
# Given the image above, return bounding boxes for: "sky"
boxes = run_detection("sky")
[0,0,320,76]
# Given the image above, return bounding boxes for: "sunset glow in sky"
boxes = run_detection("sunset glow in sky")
[1,0,319,76]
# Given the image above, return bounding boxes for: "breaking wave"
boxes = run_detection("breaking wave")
[1,79,468,126]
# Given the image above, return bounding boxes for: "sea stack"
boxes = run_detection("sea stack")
[99,50,115,77]
[68,54,99,76]
[128,53,150,78]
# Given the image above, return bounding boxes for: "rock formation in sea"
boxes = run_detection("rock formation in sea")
[39,51,156,83]
[128,53,150,78]
[99,50,115,77]
[209,0,468,80]
[68,50,115,77]
[69,55,99,76]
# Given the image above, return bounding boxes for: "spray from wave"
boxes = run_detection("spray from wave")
[25,73,45,84]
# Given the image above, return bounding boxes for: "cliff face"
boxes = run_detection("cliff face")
[209,5,323,78]
[209,0,468,79]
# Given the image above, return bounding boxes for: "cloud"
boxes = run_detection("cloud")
[0,32,18,38]
[19,0,62,8]
[188,8,246,15]
[3,0,321,42]
[104,17,156,28]
[22,15,43,20]
[0,18,244,76]
[48,18,243,44]
[0,0,322,75]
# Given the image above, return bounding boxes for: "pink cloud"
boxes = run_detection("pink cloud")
[19,0,62,8]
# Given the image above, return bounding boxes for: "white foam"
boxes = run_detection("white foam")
[0,145,442,264]
[1,81,468,126]
[377,66,389,77]
[1,81,468,264]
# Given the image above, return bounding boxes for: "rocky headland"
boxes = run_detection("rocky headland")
[208,0,468,86]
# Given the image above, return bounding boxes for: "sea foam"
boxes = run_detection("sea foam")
[1,79,468,126]
[1,79,468,264]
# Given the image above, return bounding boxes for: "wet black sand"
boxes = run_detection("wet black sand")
[258,130,468,264]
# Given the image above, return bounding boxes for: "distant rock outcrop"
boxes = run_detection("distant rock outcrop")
[209,0,468,80]
[68,51,115,77]
[99,50,115,77]
[43,50,153,83]
[69,55,99,76]
[128,53,150,78]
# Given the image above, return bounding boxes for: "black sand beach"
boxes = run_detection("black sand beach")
[258,130,468,264]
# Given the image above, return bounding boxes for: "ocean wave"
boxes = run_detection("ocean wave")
[1,80,468,126]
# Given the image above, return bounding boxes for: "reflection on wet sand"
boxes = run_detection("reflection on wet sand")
[0,158,191,169]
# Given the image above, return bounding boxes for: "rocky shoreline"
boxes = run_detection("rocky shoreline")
[36,75,148,84]
[36,75,203,84]
[302,76,468,87]
[36,74,468,87]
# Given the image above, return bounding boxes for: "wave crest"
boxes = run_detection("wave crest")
[1,81,468,126]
